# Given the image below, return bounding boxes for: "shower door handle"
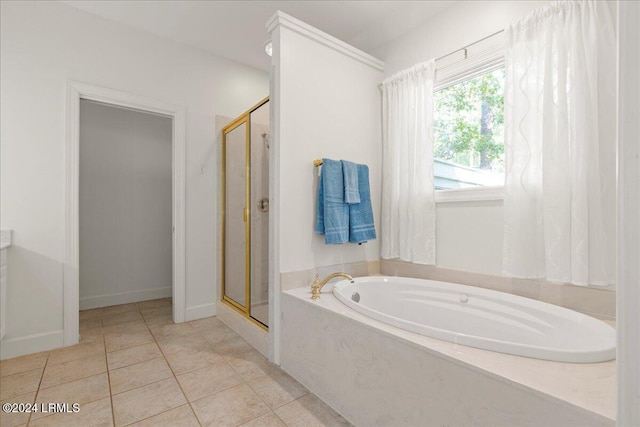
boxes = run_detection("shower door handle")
[243,207,248,223]
[257,197,269,213]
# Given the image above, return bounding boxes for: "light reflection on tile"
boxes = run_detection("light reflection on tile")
[128,404,200,427]
[0,352,48,377]
[40,353,106,389]
[107,342,163,371]
[112,377,186,426]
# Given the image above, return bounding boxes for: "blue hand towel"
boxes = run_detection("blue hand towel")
[315,159,349,244]
[341,160,360,204]
[349,164,376,244]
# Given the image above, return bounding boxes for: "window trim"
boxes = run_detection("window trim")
[433,32,506,200]
[435,186,504,203]
[435,56,505,92]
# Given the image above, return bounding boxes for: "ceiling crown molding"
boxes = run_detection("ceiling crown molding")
[266,11,384,72]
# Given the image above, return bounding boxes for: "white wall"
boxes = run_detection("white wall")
[375,1,549,76]
[373,1,549,275]
[79,100,172,309]
[0,1,269,358]
[274,22,384,274]
[268,12,384,364]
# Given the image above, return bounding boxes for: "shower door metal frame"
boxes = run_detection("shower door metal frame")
[221,96,269,330]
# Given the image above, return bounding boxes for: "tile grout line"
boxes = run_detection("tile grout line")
[104,339,157,361]
[106,302,176,426]
[25,328,110,425]
[38,354,108,391]
[273,411,289,426]
[30,374,115,425]
[220,336,317,426]
[216,336,308,427]
[100,307,144,426]
[99,311,117,427]
[239,359,311,408]
[139,302,203,427]
[206,332,283,426]
[108,355,167,378]
[79,308,129,425]
[25,351,50,426]
[115,301,206,426]
[197,344,274,426]
[142,309,274,426]
[25,318,109,425]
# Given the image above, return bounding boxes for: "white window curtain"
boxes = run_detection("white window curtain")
[380,60,436,265]
[503,1,616,286]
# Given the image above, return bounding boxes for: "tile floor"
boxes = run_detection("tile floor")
[0,299,352,427]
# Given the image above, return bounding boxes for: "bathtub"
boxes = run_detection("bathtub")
[281,280,615,426]
[332,276,615,363]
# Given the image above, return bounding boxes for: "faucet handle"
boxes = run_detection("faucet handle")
[310,274,321,300]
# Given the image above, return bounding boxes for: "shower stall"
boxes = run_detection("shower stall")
[221,97,270,328]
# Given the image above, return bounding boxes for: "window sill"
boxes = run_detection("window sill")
[435,186,504,203]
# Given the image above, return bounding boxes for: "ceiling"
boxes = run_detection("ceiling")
[62,1,457,72]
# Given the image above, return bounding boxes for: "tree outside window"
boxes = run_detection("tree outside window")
[433,68,505,189]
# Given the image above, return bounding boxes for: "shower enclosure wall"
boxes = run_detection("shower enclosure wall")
[221,97,269,328]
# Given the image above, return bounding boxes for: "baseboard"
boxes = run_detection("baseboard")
[185,303,216,322]
[79,286,171,310]
[0,330,64,360]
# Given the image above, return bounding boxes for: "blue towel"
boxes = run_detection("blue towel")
[341,160,360,204]
[349,164,376,244]
[315,159,349,244]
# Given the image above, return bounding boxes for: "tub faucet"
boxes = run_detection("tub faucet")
[311,272,353,300]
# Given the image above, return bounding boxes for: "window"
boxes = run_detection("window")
[433,68,505,190]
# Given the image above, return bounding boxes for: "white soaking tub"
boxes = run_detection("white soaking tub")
[332,276,615,363]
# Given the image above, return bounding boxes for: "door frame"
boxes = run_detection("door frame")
[64,81,186,346]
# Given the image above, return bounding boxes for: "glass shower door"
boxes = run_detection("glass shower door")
[223,120,248,310]
[221,97,269,328]
[249,101,269,326]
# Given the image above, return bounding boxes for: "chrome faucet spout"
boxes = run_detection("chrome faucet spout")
[310,272,353,300]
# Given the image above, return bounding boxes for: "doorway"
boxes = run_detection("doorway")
[79,100,172,310]
[64,81,186,346]
[222,97,270,328]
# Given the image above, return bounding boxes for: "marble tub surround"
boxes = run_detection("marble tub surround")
[280,260,379,291]
[0,298,351,427]
[0,230,12,250]
[281,288,615,426]
[381,259,616,318]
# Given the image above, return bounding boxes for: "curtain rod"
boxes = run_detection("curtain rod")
[434,29,504,63]
[379,29,505,89]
